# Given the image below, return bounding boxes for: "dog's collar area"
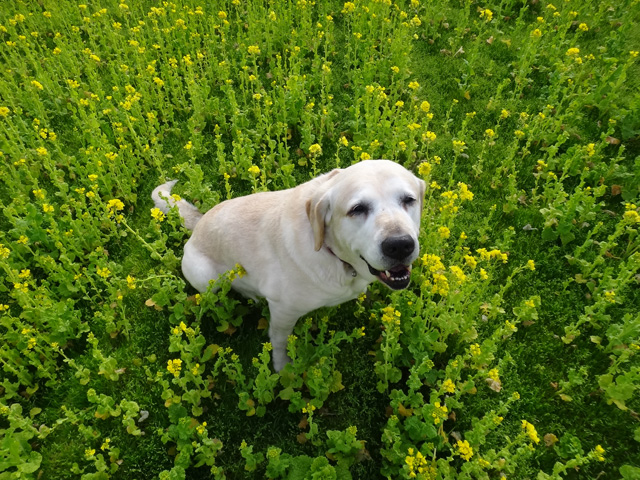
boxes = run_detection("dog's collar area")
[324,246,357,277]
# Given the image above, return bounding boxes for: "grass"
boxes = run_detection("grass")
[0,0,639,479]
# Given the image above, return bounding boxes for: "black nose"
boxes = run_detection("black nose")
[381,235,415,261]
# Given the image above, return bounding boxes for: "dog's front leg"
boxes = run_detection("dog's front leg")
[267,301,305,372]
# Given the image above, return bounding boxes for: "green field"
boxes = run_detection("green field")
[1,0,639,478]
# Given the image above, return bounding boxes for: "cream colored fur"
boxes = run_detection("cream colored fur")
[152,160,425,371]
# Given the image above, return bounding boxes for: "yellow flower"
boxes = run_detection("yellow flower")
[458,182,474,201]
[36,147,48,156]
[438,226,450,239]
[31,80,44,90]
[309,144,322,156]
[526,259,535,271]
[167,358,182,377]
[97,267,111,279]
[0,106,10,117]
[456,440,474,461]
[423,131,436,142]
[408,81,420,90]
[247,45,261,55]
[480,8,493,21]
[485,128,495,138]
[390,65,399,74]
[470,343,481,356]
[342,2,356,14]
[106,199,124,217]
[604,291,615,303]
[27,337,37,349]
[531,28,542,38]
[339,136,349,147]
[521,420,540,444]
[418,162,432,177]
[248,165,261,176]
[593,445,605,462]
[578,23,588,31]
[464,255,477,269]
[126,275,136,289]
[150,208,165,222]
[184,141,192,150]
[43,204,54,214]
[566,47,580,56]
[443,379,455,393]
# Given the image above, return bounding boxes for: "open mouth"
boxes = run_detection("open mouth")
[361,256,412,290]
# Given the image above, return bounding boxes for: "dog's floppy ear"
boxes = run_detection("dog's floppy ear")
[306,169,341,251]
[307,192,331,251]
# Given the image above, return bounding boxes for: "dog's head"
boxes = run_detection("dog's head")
[307,160,425,290]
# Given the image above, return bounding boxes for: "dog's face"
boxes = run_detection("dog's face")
[308,160,425,290]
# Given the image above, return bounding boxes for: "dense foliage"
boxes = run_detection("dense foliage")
[0,0,639,478]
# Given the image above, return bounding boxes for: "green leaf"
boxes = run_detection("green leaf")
[620,465,640,479]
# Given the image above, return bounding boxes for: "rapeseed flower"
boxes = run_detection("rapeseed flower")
[479,9,493,21]
[151,208,165,222]
[521,420,540,444]
[309,144,322,156]
[456,440,473,460]
[418,162,432,177]
[167,358,182,377]
[443,379,455,393]
[593,445,605,462]
[97,267,111,279]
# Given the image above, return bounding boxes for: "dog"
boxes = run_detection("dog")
[152,159,425,371]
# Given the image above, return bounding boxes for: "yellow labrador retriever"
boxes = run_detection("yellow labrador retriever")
[152,159,425,371]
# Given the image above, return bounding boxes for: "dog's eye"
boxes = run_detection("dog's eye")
[348,204,369,216]
[402,196,416,207]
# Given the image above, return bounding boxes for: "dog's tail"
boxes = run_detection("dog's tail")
[151,180,203,230]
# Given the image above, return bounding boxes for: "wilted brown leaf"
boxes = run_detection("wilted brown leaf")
[544,433,559,447]
[298,416,309,429]
[145,298,162,311]
[486,378,502,392]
